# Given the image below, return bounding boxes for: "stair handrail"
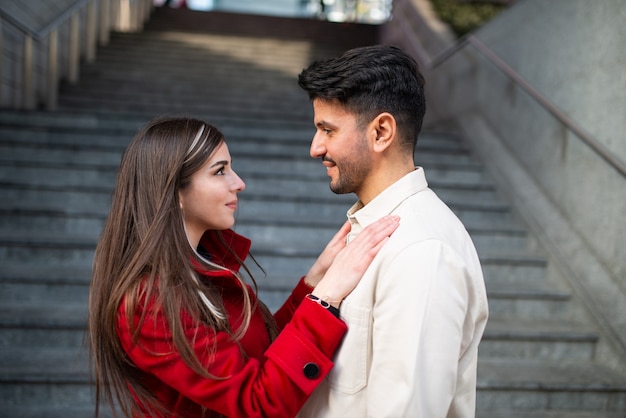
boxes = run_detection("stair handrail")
[428,34,626,178]
[0,0,152,110]
[0,0,90,40]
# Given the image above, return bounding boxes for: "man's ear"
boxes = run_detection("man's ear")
[370,112,396,153]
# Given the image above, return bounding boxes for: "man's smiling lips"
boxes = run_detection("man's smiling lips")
[322,158,336,171]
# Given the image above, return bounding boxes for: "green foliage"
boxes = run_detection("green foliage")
[429,0,507,37]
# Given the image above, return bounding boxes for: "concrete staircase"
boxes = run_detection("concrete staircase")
[0,7,624,417]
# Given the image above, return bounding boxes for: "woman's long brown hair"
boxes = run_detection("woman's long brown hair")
[88,117,277,417]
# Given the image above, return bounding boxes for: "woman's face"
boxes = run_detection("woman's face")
[179,141,245,247]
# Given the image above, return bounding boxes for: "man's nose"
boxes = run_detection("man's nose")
[310,133,325,159]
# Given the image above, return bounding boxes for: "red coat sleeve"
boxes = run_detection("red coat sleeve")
[118,296,346,418]
[273,276,314,330]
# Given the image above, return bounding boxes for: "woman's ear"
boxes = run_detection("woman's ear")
[371,112,396,153]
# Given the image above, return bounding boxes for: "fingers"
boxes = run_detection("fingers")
[312,215,400,304]
[304,221,352,287]
[328,220,351,246]
[350,215,399,250]
[337,219,352,235]
[368,236,391,258]
[336,215,399,270]
[368,215,400,236]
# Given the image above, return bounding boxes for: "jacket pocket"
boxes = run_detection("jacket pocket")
[327,301,371,394]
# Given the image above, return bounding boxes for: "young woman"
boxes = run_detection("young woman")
[89,116,399,417]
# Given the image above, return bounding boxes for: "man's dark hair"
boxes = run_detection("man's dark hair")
[298,45,426,152]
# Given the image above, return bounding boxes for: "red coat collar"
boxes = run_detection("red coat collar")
[196,229,251,273]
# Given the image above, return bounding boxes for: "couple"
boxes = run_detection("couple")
[89,45,489,418]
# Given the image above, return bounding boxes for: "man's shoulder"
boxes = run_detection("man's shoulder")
[396,189,466,234]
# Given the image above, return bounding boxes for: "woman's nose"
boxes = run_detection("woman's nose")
[232,172,246,192]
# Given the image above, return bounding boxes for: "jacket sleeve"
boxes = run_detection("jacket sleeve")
[273,276,314,330]
[118,296,346,418]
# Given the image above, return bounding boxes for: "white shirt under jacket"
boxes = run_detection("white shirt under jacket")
[297,167,489,418]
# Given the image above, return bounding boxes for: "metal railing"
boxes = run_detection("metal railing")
[0,0,153,110]
[429,34,626,178]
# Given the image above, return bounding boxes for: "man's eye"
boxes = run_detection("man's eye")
[323,128,331,134]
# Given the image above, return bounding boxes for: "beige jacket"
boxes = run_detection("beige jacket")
[298,168,489,418]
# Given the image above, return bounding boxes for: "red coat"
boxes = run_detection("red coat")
[117,229,347,417]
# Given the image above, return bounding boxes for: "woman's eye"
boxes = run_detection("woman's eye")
[215,167,225,175]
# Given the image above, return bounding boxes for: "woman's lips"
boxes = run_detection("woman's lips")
[226,200,238,210]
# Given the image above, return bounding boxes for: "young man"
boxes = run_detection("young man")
[296,45,489,418]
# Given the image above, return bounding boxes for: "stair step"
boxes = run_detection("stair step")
[0,187,112,214]
[477,359,626,413]
[481,318,599,360]
[0,406,114,418]
[0,263,91,282]
[0,211,105,238]
[0,278,90,305]
[0,236,95,266]
[0,105,310,131]
[480,253,548,283]
[89,31,317,68]
[0,109,146,131]
[487,283,571,319]
[58,95,313,123]
[477,410,626,418]
[0,263,92,304]
[0,165,118,189]
[0,304,87,350]
[0,126,132,149]
[0,381,98,414]
[0,144,128,167]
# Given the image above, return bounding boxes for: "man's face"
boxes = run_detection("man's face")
[310,99,373,196]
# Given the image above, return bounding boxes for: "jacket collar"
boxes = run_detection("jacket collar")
[196,229,251,273]
[348,167,428,227]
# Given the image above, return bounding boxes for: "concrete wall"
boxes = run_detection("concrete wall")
[471,1,626,286]
[381,0,626,356]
